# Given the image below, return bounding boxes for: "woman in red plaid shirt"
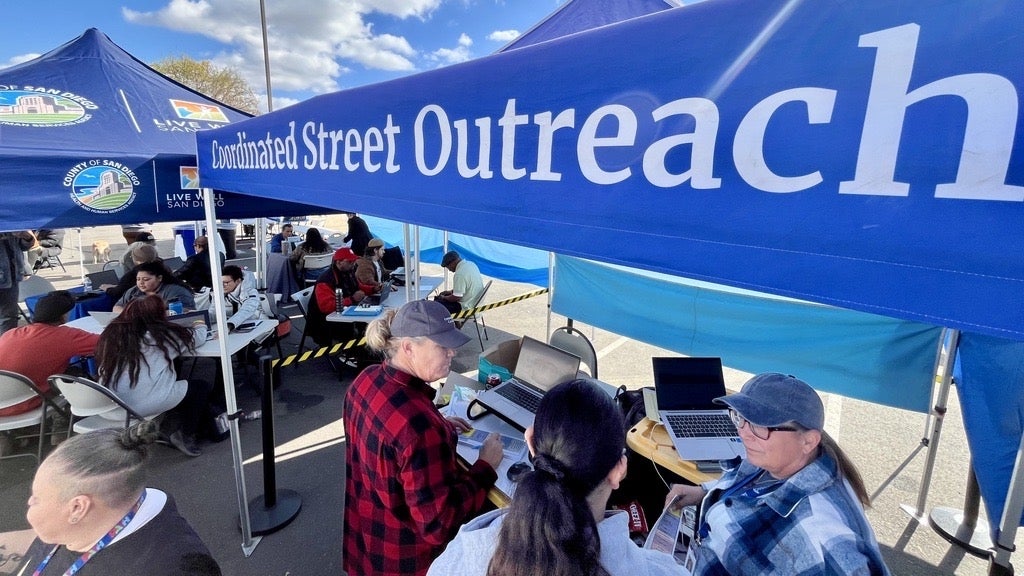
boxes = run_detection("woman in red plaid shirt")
[344,300,504,576]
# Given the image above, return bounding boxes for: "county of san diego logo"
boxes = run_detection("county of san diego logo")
[65,161,139,214]
[0,87,95,127]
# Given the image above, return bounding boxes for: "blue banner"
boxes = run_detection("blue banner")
[196,0,1024,340]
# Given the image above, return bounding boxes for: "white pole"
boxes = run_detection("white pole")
[201,187,261,555]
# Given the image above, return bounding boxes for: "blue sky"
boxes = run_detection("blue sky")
[0,1,566,111]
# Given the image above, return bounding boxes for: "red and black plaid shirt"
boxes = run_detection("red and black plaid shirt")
[343,361,497,576]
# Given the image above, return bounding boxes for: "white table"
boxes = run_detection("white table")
[325,275,443,324]
[66,315,278,357]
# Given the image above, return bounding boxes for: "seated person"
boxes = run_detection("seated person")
[354,238,392,294]
[308,248,365,347]
[269,223,294,253]
[174,235,218,291]
[105,243,162,302]
[0,291,99,417]
[429,379,679,576]
[98,296,211,457]
[220,265,263,332]
[663,373,890,575]
[17,422,222,575]
[434,250,484,316]
[120,231,157,274]
[114,261,195,313]
[288,227,334,281]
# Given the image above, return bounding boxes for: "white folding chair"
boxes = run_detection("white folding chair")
[291,286,316,356]
[0,370,67,464]
[49,374,147,435]
[300,252,333,285]
[17,275,56,322]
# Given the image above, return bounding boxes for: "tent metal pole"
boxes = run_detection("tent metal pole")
[77,228,85,283]
[902,328,959,520]
[990,427,1024,574]
[255,218,266,290]
[202,188,261,555]
[546,252,554,339]
[259,0,274,113]
[402,224,412,302]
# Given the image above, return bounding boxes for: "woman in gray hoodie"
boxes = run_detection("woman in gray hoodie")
[428,379,681,576]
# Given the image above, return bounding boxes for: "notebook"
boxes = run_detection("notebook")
[85,269,118,288]
[653,357,745,462]
[475,336,582,430]
[363,278,395,306]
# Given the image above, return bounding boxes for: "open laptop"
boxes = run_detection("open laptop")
[363,278,395,306]
[88,310,119,327]
[167,309,212,331]
[86,269,118,289]
[162,256,185,273]
[653,357,746,461]
[475,336,582,430]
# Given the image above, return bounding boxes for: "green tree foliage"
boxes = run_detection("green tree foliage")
[151,56,259,115]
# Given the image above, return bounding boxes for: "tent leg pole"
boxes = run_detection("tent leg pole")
[902,328,959,520]
[990,428,1024,574]
[929,463,993,556]
[546,252,554,339]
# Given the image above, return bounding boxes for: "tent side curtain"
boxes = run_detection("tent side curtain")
[365,216,549,286]
[552,255,941,412]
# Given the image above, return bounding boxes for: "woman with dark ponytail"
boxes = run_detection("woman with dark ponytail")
[428,379,680,576]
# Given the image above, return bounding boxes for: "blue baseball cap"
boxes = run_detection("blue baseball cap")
[714,372,824,430]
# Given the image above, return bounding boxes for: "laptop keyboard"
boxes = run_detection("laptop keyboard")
[494,382,541,413]
[666,413,738,438]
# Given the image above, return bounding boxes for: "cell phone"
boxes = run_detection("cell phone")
[234,322,257,332]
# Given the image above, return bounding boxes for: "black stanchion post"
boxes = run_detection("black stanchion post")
[247,354,302,535]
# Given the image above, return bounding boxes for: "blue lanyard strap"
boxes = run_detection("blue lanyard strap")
[33,491,147,576]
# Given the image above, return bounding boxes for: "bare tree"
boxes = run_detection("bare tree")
[151,56,259,115]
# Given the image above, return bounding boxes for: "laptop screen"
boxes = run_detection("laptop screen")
[512,336,581,393]
[652,357,727,411]
[167,310,211,330]
[86,269,118,287]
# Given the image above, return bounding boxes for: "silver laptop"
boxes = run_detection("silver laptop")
[363,278,395,306]
[476,336,582,430]
[653,357,746,462]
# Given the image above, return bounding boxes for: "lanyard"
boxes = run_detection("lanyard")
[33,491,147,576]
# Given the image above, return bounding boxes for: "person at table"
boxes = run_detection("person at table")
[173,235,217,291]
[663,372,890,575]
[97,295,212,457]
[429,379,680,576]
[269,223,295,253]
[308,247,366,348]
[105,243,162,302]
[0,232,31,334]
[355,237,392,294]
[0,291,99,417]
[288,227,333,282]
[344,300,503,576]
[220,264,263,332]
[343,211,373,257]
[17,421,222,575]
[120,230,157,274]
[113,261,195,314]
[434,250,484,317]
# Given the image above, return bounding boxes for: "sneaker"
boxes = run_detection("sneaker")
[168,430,202,457]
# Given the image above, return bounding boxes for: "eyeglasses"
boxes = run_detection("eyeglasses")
[728,409,798,440]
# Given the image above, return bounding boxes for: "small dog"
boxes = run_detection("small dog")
[91,240,111,264]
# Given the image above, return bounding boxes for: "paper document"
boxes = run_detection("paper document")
[643,495,693,566]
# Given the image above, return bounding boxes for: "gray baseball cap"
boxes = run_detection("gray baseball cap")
[391,300,470,349]
[714,372,824,430]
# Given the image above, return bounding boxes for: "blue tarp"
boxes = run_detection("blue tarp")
[0,28,328,231]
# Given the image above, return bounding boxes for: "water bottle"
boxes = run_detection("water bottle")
[335,288,344,313]
[83,277,93,292]
[168,298,184,315]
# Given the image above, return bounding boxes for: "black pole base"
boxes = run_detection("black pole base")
[247,489,302,536]
[929,506,993,558]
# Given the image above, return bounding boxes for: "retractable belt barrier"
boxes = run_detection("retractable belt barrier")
[273,288,549,368]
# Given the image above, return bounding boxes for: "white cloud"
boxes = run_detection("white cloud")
[487,29,519,43]
[122,0,446,95]
[427,33,473,67]
[1,53,40,69]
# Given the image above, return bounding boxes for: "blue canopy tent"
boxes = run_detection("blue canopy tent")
[0,28,330,232]
[193,0,1024,567]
